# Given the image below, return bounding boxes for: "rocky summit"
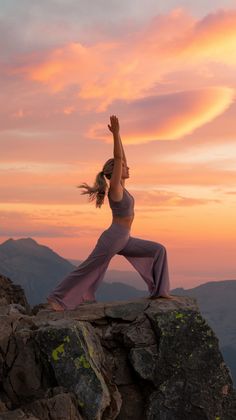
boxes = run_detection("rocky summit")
[0,274,236,420]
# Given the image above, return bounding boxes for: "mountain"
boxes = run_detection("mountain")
[0,238,75,305]
[96,280,148,301]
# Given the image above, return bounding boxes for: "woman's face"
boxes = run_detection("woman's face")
[122,161,130,179]
[106,159,129,179]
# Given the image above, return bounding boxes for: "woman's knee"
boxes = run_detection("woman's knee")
[157,243,167,254]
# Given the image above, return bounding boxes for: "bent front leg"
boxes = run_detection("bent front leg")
[118,236,170,297]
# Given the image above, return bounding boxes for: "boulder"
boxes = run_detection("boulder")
[0,274,30,313]
[0,284,235,419]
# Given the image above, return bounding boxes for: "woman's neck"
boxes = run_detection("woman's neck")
[109,180,125,188]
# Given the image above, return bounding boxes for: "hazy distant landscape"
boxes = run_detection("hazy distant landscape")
[0,238,75,305]
[0,237,235,386]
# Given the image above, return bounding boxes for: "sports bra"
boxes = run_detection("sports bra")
[108,187,135,218]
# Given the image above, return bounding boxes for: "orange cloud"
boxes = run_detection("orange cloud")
[15,9,236,113]
[19,42,122,110]
[173,9,236,63]
[90,87,235,143]
[139,9,236,63]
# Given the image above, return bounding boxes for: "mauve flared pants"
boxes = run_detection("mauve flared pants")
[47,222,170,310]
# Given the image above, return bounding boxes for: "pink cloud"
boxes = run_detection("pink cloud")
[0,8,235,152]
[13,9,236,109]
[91,87,235,143]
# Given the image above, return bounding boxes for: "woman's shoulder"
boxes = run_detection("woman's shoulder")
[108,185,125,202]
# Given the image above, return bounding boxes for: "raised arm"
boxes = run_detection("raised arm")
[119,133,127,166]
[107,115,124,192]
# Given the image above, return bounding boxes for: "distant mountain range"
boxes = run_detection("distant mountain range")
[0,237,235,386]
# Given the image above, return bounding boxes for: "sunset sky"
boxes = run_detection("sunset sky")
[0,0,236,291]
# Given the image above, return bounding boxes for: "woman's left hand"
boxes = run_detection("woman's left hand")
[108,115,120,134]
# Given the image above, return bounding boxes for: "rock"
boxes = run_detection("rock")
[35,320,112,419]
[104,299,149,321]
[0,275,30,313]
[0,285,235,419]
[110,347,134,385]
[129,345,158,382]
[144,306,235,419]
[0,409,39,419]
[23,391,83,420]
[116,383,145,420]
[122,314,157,347]
[0,401,8,414]
[0,317,12,354]
[8,304,27,315]
[2,327,55,407]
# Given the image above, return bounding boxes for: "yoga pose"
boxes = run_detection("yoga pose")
[47,115,174,311]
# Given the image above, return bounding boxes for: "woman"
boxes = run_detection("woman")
[47,115,174,311]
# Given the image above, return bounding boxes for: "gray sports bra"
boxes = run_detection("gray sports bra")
[108,187,135,217]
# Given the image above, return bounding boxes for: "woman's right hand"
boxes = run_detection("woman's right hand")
[108,115,120,135]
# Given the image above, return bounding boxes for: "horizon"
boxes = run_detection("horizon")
[1,0,236,291]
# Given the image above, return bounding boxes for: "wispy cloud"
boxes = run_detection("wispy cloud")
[90,87,234,143]
[14,9,236,110]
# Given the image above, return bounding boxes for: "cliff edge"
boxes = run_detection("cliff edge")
[0,274,236,419]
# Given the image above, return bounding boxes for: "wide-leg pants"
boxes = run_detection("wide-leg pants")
[47,222,170,310]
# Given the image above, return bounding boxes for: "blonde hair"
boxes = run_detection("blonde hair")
[78,158,114,208]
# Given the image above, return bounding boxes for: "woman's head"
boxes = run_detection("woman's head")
[77,157,129,208]
[102,158,130,180]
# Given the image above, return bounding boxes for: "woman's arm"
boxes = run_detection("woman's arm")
[119,133,127,165]
[108,115,123,191]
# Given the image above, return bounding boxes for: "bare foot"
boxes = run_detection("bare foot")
[47,298,64,311]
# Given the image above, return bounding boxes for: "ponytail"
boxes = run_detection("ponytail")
[78,171,108,208]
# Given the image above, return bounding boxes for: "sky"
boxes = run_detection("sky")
[0,0,236,291]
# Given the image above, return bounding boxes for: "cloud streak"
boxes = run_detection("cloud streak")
[91,87,235,143]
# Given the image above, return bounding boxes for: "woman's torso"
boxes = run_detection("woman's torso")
[112,214,134,229]
[108,187,135,229]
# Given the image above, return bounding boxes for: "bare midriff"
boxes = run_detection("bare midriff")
[112,214,134,229]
